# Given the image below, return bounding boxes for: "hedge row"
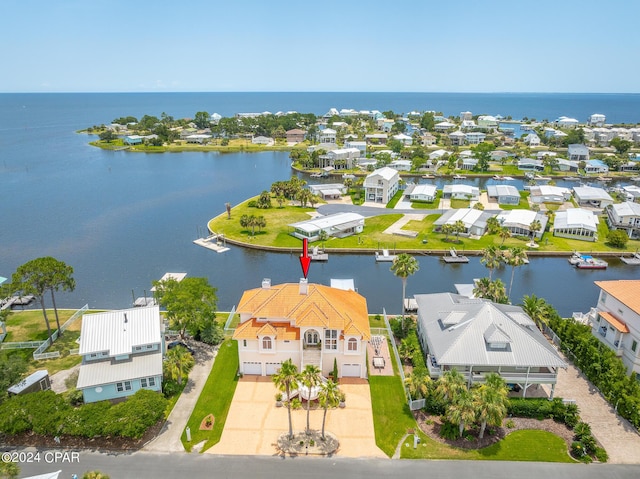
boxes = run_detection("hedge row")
[0,389,167,439]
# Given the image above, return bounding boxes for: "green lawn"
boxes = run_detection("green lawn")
[498,191,530,210]
[370,376,416,457]
[450,198,470,208]
[181,339,239,452]
[410,190,443,209]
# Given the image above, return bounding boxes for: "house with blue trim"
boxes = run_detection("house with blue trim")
[77,306,163,403]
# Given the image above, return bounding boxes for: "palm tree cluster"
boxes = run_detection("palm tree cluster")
[240,214,266,236]
[440,220,466,242]
[436,370,509,439]
[272,359,342,441]
[477,246,528,302]
[390,253,420,327]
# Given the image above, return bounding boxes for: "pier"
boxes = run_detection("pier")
[193,233,230,253]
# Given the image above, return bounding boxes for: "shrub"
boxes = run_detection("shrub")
[505,419,515,429]
[247,200,257,208]
[594,447,608,463]
[439,421,459,441]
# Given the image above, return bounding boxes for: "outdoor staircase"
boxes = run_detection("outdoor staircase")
[302,348,322,369]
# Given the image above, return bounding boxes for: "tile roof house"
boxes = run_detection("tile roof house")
[233,279,371,378]
[414,293,566,397]
[76,306,163,404]
[582,280,640,379]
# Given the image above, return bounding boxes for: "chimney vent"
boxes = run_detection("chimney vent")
[299,278,308,295]
[262,278,271,289]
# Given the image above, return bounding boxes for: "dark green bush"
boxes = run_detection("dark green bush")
[594,447,608,463]
[439,420,459,440]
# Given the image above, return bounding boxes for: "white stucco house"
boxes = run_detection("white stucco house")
[442,184,480,200]
[529,185,572,204]
[496,210,548,240]
[573,186,614,209]
[405,183,438,202]
[581,280,640,379]
[364,167,400,204]
[606,202,640,239]
[289,212,365,241]
[233,279,371,379]
[434,209,492,236]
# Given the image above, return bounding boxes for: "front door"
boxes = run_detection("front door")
[305,330,319,347]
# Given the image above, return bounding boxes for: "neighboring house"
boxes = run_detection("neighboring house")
[76,306,163,404]
[622,185,640,201]
[233,279,371,378]
[477,115,498,130]
[389,159,412,171]
[364,167,400,203]
[460,111,473,121]
[461,120,476,131]
[568,144,590,162]
[465,132,486,144]
[434,209,492,236]
[364,133,388,145]
[556,116,580,128]
[308,183,347,200]
[496,210,548,239]
[429,149,449,161]
[421,133,437,146]
[589,113,606,127]
[344,140,366,157]
[582,280,640,378]
[414,293,566,398]
[123,135,144,145]
[319,148,361,170]
[405,183,438,202]
[584,159,609,174]
[185,134,212,144]
[289,212,365,241]
[553,208,599,242]
[491,150,511,162]
[449,130,466,146]
[460,158,478,170]
[573,186,614,209]
[251,136,274,146]
[319,128,337,145]
[442,184,480,200]
[528,185,572,204]
[523,133,541,147]
[487,184,520,205]
[606,202,640,239]
[393,133,413,146]
[434,121,456,132]
[286,129,306,143]
[556,158,579,172]
[517,158,544,171]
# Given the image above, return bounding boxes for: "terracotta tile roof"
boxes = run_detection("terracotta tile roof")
[595,280,640,315]
[598,311,630,333]
[234,283,370,340]
[233,319,299,340]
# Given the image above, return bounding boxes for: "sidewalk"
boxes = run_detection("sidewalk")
[144,349,217,453]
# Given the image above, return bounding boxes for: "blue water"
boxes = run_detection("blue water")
[1,92,639,317]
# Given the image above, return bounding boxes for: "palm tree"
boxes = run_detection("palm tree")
[300,364,322,434]
[472,278,508,304]
[272,359,300,440]
[480,245,502,280]
[48,258,75,336]
[390,253,420,327]
[447,390,476,438]
[317,379,340,440]
[521,294,552,328]
[441,223,454,241]
[486,216,501,235]
[498,226,512,246]
[475,373,509,439]
[453,220,466,242]
[504,247,528,301]
[435,369,466,403]
[163,346,195,385]
[529,219,542,244]
[405,370,431,400]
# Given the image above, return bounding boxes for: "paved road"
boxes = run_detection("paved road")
[14,451,640,479]
[317,203,502,217]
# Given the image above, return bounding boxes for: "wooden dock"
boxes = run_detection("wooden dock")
[441,248,469,263]
[621,254,640,265]
[1,295,35,311]
[309,247,328,261]
[193,234,230,253]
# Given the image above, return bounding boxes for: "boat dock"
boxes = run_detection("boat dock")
[375,249,397,262]
[193,233,230,253]
[1,295,35,311]
[442,248,469,263]
[309,246,328,261]
[620,253,640,265]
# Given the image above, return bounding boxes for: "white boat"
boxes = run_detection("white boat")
[502,176,515,181]
[493,175,504,180]
[568,252,583,265]
[564,176,580,181]
[575,256,608,269]
[597,176,612,182]
[453,174,467,180]
[422,174,435,179]
[375,249,397,262]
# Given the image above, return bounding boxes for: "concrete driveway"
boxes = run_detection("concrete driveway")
[205,378,386,458]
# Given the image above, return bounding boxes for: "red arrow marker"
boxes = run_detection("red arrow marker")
[299,238,311,278]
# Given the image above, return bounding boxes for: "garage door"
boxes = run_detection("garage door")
[342,364,361,377]
[243,362,262,375]
[265,362,281,375]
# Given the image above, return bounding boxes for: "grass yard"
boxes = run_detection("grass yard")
[498,191,530,210]
[181,339,239,452]
[410,190,443,209]
[450,198,470,209]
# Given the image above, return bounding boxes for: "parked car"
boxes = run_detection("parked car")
[167,341,195,355]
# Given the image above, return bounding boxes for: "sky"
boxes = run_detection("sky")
[1,0,639,93]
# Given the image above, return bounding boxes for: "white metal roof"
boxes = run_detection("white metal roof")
[554,208,598,232]
[79,306,162,356]
[409,184,437,196]
[487,184,519,198]
[612,201,640,217]
[289,212,364,233]
[497,209,541,229]
[77,352,162,389]
[573,186,613,202]
[8,370,48,394]
[367,166,399,181]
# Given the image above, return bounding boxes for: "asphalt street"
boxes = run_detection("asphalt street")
[13,450,640,479]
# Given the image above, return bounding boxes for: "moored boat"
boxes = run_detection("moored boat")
[574,255,608,269]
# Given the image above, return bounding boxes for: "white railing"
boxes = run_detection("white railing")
[33,351,61,360]
[224,306,237,333]
[61,304,89,332]
[1,340,46,350]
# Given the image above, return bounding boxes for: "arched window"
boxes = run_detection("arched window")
[262,336,272,350]
[347,338,358,351]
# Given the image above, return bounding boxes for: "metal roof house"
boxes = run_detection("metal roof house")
[289,212,365,242]
[606,202,640,239]
[442,184,480,200]
[405,183,438,202]
[573,186,614,209]
[364,167,400,204]
[8,370,50,396]
[487,184,520,205]
[77,306,163,404]
[414,293,566,398]
[529,185,572,204]
[553,208,599,242]
[434,209,492,237]
[496,210,548,240]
